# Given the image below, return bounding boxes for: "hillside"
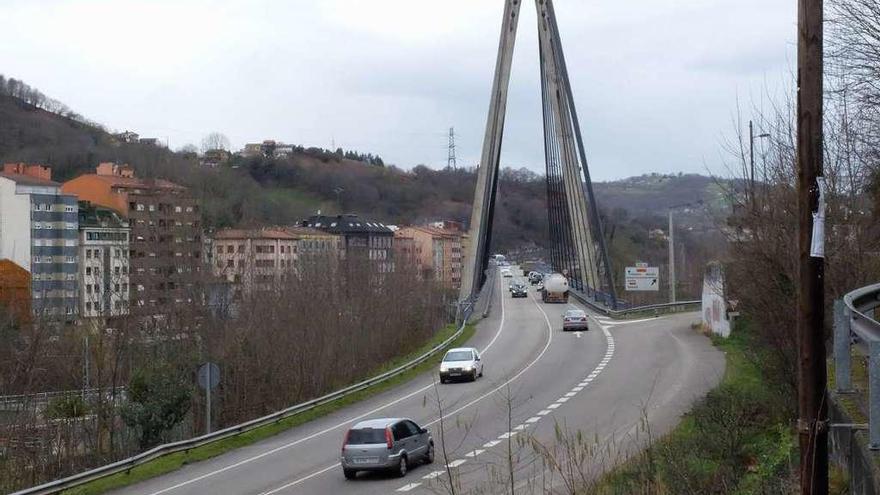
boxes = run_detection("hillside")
[0,85,731,282]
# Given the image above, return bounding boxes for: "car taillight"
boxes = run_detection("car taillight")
[385,427,393,449]
[342,429,351,452]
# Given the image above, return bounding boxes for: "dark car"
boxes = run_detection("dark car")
[511,284,528,298]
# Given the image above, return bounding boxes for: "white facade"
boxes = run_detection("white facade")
[79,227,130,318]
[0,177,33,271]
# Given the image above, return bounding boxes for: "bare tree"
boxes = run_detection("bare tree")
[200,132,231,153]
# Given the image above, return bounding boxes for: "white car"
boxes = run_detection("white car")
[501,268,512,278]
[439,347,484,383]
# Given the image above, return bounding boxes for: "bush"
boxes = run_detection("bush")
[45,395,90,419]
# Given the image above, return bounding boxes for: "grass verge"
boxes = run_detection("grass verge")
[592,321,797,494]
[65,323,476,495]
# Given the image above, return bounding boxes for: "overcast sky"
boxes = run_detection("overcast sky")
[1,0,796,180]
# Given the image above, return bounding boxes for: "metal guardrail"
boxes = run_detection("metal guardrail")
[834,282,880,449]
[569,288,700,319]
[13,307,479,495]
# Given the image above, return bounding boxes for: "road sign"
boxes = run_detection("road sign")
[198,362,220,390]
[624,265,659,292]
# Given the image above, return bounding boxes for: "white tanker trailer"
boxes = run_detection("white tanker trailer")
[541,273,569,303]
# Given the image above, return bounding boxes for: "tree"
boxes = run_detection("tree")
[121,361,192,449]
[201,132,230,153]
[178,143,198,155]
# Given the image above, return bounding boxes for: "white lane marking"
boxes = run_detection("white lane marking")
[397,483,422,492]
[465,449,485,457]
[513,424,527,431]
[556,397,570,403]
[256,464,339,495]
[483,440,501,448]
[423,471,445,479]
[499,432,517,439]
[572,386,584,392]
[537,410,551,416]
[150,275,512,495]
[448,459,467,468]
[547,403,561,409]
[564,392,576,397]
[525,416,541,423]
[575,331,582,339]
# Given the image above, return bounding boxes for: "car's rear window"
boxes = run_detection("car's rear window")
[443,351,473,362]
[346,428,386,444]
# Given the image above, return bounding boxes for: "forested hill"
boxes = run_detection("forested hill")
[0,80,731,252]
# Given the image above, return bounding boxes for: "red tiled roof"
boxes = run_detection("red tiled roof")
[84,174,186,191]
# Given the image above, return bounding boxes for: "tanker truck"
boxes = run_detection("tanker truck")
[541,273,569,303]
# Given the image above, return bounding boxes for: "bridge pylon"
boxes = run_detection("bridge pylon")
[460,0,617,310]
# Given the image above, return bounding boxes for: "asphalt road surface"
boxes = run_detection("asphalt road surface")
[113,271,724,495]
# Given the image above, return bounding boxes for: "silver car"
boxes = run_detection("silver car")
[562,309,589,331]
[341,418,433,479]
[439,347,484,383]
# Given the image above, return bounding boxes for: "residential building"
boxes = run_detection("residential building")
[0,259,31,322]
[279,226,341,258]
[301,214,394,272]
[201,149,230,168]
[112,130,140,143]
[212,228,297,296]
[62,163,201,313]
[0,163,79,319]
[394,225,463,289]
[78,201,130,318]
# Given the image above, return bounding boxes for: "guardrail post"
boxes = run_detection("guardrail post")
[834,299,852,392]
[871,339,880,450]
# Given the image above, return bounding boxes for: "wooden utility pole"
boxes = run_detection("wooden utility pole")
[796,0,827,493]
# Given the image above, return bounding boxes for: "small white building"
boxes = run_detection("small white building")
[78,202,130,318]
[701,261,734,337]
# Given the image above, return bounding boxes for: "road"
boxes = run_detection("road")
[113,271,724,495]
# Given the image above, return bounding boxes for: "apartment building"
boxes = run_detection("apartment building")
[0,163,79,319]
[62,163,201,313]
[394,225,463,289]
[212,228,297,296]
[78,201,130,318]
[280,226,341,258]
[301,214,394,272]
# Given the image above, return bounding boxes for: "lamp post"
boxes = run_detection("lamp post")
[749,120,771,208]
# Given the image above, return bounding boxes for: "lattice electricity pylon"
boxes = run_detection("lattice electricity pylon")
[460,0,617,309]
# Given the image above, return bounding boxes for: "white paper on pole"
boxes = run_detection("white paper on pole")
[810,177,825,258]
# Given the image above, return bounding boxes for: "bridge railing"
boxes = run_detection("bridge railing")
[569,287,700,318]
[11,282,494,495]
[833,282,880,449]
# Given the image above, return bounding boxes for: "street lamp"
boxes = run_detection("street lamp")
[749,120,771,208]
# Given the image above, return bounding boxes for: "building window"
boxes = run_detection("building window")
[148,204,156,212]
[114,283,120,292]
[114,266,120,275]
[86,266,92,275]
[174,206,182,213]
[227,259,234,268]
[34,223,42,230]
[238,244,244,253]
[65,205,75,213]
[86,302,92,312]
[66,255,75,263]
[86,249,92,259]
[136,203,145,211]
[226,245,233,253]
